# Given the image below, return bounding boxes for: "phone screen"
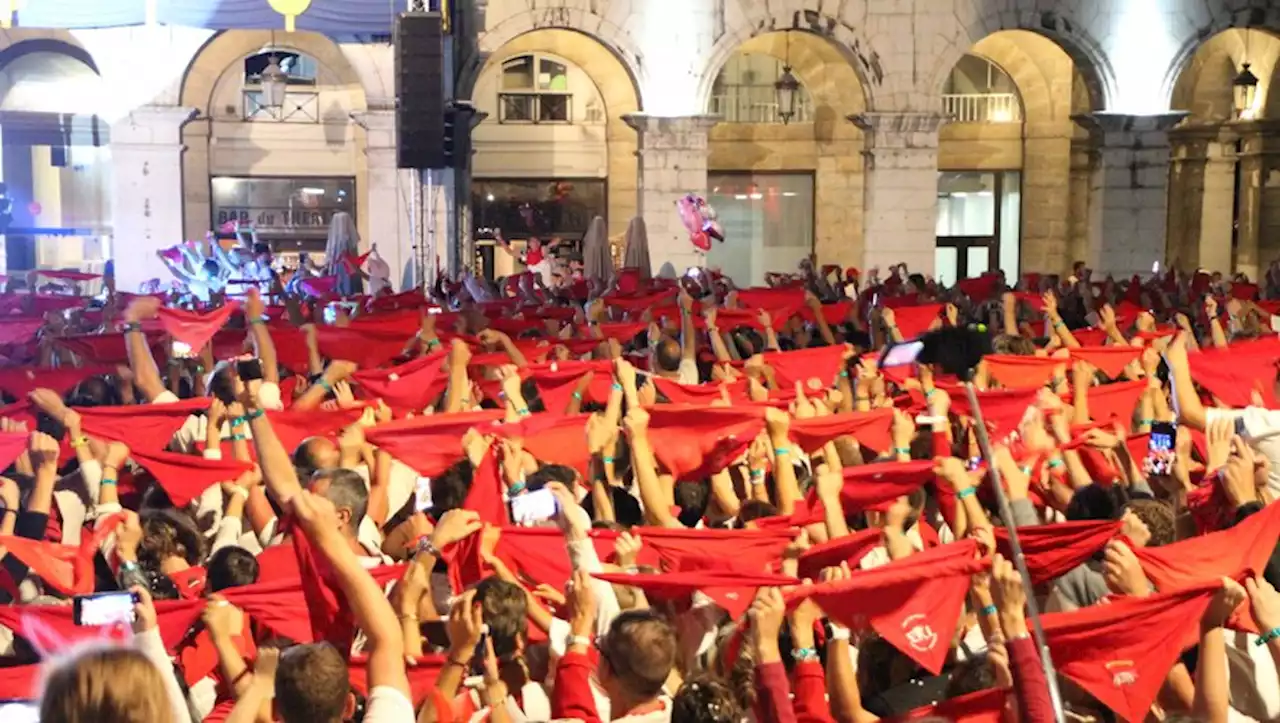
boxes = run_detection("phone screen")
[509,488,559,526]
[1146,421,1177,475]
[414,477,433,512]
[322,305,338,325]
[0,700,39,723]
[74,591,137,626]
[172,341,193,358]
[879,340,924,369]
[236,358,264,382]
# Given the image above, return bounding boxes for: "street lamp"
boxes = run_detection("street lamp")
[1233,62,1259,119]
[260,55,289,109]
[775,65,800,124]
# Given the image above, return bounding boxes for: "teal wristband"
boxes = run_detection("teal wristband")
[317,378,333,393]
[425,337,441,348]
[773,447,791,456]
[572,391,583,401]
[956,486,977,500]
[602,456,615,464]
[508,481,527,496]
[893,447,911,456]
[611,382,623,391]
[229,415,247,428]
[1139,418,1154,426]
[517,408,531,416]
[101,477,118,486]
[230,433,248,442]
[980,604,998,617]
[245,409,265,421]
[1047,458,1065,470]
[791,647,818,662]
[1256,627,1280,646]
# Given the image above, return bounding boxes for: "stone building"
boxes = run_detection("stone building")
[1,0,1279,290]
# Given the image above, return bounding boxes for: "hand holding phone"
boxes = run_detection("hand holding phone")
[1145,421,1177,475]
[509,488,559,526]
[236,358,264,382]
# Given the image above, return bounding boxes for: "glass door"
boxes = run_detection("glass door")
[935,171,1021,285]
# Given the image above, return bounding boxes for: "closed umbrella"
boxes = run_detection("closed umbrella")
[582,215,611,282]
[622,216,652,280]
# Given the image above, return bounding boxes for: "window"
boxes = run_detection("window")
[708,52,814,123]
[935,171,1021,284]
[241,50,320,122]
[210,176,355,253]
[706,173,815,286]
[498,54,572,124]
[243,51,318,86]
[470,179,606,280]
[942,54,1022,123]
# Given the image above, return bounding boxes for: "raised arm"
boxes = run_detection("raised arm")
[122,296,168,402]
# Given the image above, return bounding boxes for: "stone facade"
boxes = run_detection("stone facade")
[3,0,1280,286]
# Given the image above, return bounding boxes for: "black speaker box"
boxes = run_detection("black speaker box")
[395,12,446,169]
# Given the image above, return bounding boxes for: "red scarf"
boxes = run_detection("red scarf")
[74,398,209,451]
[796,528,882,579]
[839,460,937,512]
[761,345,847,391]
[0,514,123,596]
[495,413,592,476]
[55,331,166,365]
[463,446,509,526]
[993,520,1122,584]
[789,409,894,454]
[1082,380,1147,423]
[950,387,1038,439]
[652,378,749,405]
[128,448,254,507]
[1040,582,1221,722]
[889,687,1008,722]
[0,319,45,345]
[364,410,504,477]
[983,355,1061,390]
[156,302,241,353]
[315,326,414,370]
[592,568,797,620]
[644,405,765,480]
[1069,347,1142,379]
[350,349,450,413]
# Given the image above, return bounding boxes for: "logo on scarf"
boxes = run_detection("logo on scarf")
[901,614,937,652]
[1104,660,1137,687]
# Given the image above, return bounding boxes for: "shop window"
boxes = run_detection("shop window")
[470,179,606,280]
[498,54,572,124]
[210,176,355,255]
[708,52,814,124]
[942,54,1022,123]
[706,173,815,286]
[935,171,1021,284]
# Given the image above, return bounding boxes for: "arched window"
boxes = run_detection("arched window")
[709,51,813,123]
[241,50,320,122]
[498,53,573,124]
[942,54,1022,123]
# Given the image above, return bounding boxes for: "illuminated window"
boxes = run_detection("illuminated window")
[942,54,1022,123]
[243,51,318,86]
[498,54,572,123]
[708,52,813,123]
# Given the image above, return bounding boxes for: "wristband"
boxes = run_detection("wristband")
[602,456,614,464]
[828,623,851,642]
[893,447,911,456]
[839,370,850,379]
[122,321,142,333]
[508,480,527,496]
[1053,320,1066,329]
[69,436,90,449]
[572,391,583,401]
[568,635,592,649]
[1047,458,1065,470]
[119,559,140,574]
[980,604,998,617]
[229,485,250,500]
[229,415,248,428]
[415,536,441,559]
[249,318,266,326]
[516,408,531,416]
[425,338,442,349]
[445,656,469,669]
[956,486,977,500]
[611,382,623,391]
[1139,418,1154,426]
[773,447,792,457]
[1257,627,1280,646]
[101,477,118,486]
[245,409,265,421]
[791,647,819,663]
[230,433,248,442]
[317,378,334,393]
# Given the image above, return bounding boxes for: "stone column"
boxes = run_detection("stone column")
[1198,137,1237,274]
[1236,129,1264,279]
[1066,138,1095,270]
[1073,112,1185,277]
[109,106,198,294]
[622,114,718,277]
[1022,121,1074,273]
[850,112,944,275]
[353,109,418,291]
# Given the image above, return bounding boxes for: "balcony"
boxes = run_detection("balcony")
[708,87,815,124]
[242,89,320,123]
[942,93,1022,124]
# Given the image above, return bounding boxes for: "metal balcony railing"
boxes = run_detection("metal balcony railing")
[708,87,815,124]
[942,93,1022,124]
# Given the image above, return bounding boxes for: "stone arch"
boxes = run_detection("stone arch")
[0,38,98,75]
[1160,5,1280,114]
[1170,28,1280,123]
[459,9,644,109]
[177,30,369,243]
[697,6,878,114]
[178,30,366,113]
[966,31,1074,124]
[931,3,1111,114]
[468,27,641,241]
[0,27,95,59]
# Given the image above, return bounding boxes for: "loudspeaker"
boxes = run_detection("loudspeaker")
[395,12,446,169]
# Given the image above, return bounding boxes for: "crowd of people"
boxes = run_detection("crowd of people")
[0,246,1279,723]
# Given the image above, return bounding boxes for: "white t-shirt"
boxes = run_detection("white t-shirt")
[363,685,416,723]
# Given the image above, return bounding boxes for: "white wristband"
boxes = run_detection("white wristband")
[829,623,851,641]
[230,486,250,501]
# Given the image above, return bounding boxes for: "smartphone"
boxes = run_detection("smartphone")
[236,358,264,382]
[1146,421,1177,475]
[322,304,338,325]
[879,340,924,369]
[73,591,138,626]
[0,701,39,723]
[414,477,433,512]
[427,307,443,316]
[171,340,193,358]
[509,488,559,526]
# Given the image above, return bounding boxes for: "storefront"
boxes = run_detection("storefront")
[210,175,355,264]
[470,177,606,280]
[705,172,816,286]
